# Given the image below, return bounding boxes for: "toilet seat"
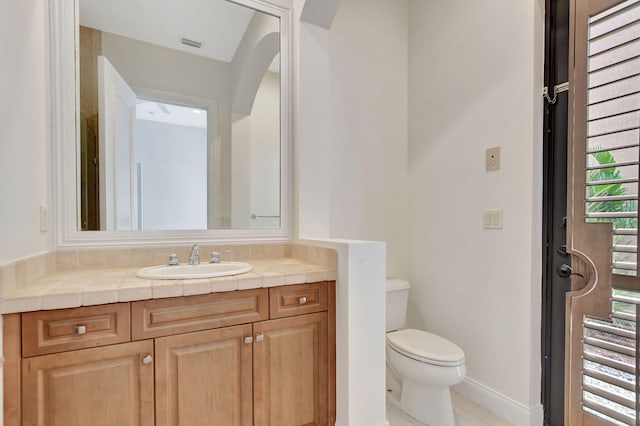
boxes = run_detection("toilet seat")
[387,329,465,367]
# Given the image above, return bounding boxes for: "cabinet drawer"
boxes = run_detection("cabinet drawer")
[269,282,328,319]
[131,288,268,339]
[22,303,131,357]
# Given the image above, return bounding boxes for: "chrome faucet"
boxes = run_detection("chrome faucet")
[189,244,200,265]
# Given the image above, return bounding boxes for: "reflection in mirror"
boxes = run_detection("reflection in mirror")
[78,0,281,232]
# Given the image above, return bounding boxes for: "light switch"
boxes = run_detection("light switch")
[486,147,501,171]
[483,210,503,229]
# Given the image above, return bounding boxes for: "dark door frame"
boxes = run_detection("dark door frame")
[541,0,570,424]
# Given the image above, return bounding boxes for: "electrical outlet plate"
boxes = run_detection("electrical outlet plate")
[486,146,501,171]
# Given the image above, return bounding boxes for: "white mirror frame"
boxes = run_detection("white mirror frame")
[50,0,292,248]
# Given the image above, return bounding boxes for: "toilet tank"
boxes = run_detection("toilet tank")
[386,279,410,332]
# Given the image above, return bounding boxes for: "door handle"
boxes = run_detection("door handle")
[557,264,584,278]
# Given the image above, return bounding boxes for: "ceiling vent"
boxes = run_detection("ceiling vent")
[180,37,202,49]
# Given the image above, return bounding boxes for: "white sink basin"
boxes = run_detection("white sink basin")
[136,262,253,280]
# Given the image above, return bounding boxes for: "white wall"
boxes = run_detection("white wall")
[231,71,280,228]
[407,0,544,421]
[249,72,281,228]
[102,32,233,227]
[135,120,208,230]
[0,1,52,264]
[328,0,409,279]
[296,0,410,278]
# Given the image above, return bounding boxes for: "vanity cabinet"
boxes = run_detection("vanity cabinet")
[253,312,328,426]
[22,340,155,426]
[154,324,254,426]
[4,281,335,426]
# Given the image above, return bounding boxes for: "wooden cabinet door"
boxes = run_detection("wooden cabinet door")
[155,324,253,426]
[22,340,154,426]
[253,312,328,426]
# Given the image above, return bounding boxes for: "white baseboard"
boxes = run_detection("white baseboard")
[453,377,544,426]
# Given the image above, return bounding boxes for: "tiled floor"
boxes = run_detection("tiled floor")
[386,391,512,426]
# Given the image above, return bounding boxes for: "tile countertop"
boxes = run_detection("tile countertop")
[1,258,336,314]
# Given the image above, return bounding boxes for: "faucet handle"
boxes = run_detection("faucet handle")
[210,252,221,264]
[188,244,201,265]
[167,253,179,265]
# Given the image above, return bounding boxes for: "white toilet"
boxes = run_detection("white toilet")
[386,278,466,426]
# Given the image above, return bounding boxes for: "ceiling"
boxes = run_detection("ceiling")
[136,100,208,128]
[79,0,258,63]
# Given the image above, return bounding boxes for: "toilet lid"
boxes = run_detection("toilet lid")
[387,329,465,367]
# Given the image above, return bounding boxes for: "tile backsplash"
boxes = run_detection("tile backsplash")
[0,251,57,297]
[0,243,336,298]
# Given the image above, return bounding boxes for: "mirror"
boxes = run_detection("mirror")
[51,0,291,245]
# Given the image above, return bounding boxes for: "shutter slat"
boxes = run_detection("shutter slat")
[589,41,640,73]
[586,212,637,219]
[590,0,640,28]
[583,399,635,425]
[585,336,636,357]
[583,352,635,374]
[612,310,636,321]
[590,11,640,39]
[613,228,638,235]
[584,363,636,392]
[587,195,638,203]
[583,382,636,410]
[589,72,640,91]
[589,27,640,58]
[585,319,636,339]
[613,244,638,253]
[586,160,639,170]
[587,178,638,186]
[587,121,640,137]
[588,142,640,154]
[588,107,640,122]
[612,261,638,270]
[613,294,640,303]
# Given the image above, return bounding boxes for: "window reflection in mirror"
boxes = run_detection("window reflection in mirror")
[78,0,281,232]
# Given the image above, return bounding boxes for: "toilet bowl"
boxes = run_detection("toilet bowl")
[385,279,466,426]
[386,329,465,425]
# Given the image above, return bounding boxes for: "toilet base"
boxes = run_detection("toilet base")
[401,379,455,426]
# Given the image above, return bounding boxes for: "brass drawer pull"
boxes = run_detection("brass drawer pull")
[299,297,307,305]
[74,325,87,335]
